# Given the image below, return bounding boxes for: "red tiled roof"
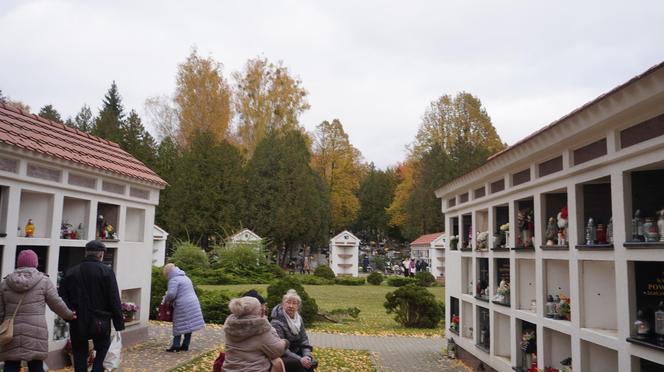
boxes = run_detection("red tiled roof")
[0,103,167,187]
[410,232,444,246]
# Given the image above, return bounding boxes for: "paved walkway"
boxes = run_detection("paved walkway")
[57,322,470,371]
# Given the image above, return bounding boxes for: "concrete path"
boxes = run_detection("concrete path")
[57,322,470,371]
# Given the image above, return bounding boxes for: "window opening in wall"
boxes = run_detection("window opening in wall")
[460,192,469,204]
[580,260,616,332]
[449,297,459,335]
[544,259,571,321]
[633,356,664,372]
[492,205,509,250]
[493,258,510,306]
[627,261,664,350]
[542,191,568,250]
[16,246,48,273]
[476,306,490,352]
[96,203,120,241]
[516,259,536,312]
[450,217,459,250]
[448,197,456,208]
[626,168,664,248]
[474,186,485,199]
[516,319,537,372]
[538,156,563,178]
[576,177,613,249]
[18,190,54,239]
[475,258,489,301]
[543,328,571,372]
[490,178,505,194]
[573,138,607,166]
[462,257,473,296]
[512,168,531,186]
[514,198,535,250]
[461,214,472,250]
[475,209,489,251]
[0,185,8,237]
[580,340,618,372]
[620,112,664,149]
[61,197,90,240]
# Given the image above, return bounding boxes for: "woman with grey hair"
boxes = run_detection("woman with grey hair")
[222,296,287,372]
[162,263,204,352]
[270,290,317,372]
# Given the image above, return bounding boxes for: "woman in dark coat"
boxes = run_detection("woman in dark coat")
[270,289,316,372]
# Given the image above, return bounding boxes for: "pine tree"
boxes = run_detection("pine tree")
[121,110,157,169]
[92,81,125,144]
[38,104,63,123]
[72,104,94,133]
[154,137,180,231]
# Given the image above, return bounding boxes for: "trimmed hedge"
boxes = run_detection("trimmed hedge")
[415,272,437,287]
[313,265,336,280]
[386,276,417,287]
[198,288,232,324]
[367,271,384,285]
[384,284,443,328]
[294,274,335,285]
[267,277,319,324]
[334,277,366,286]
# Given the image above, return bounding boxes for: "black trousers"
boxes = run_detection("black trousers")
[71,325,111,372]
[282,354,314,372]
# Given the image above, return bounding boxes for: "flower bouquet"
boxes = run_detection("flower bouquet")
[450,314,460,333]
[121,302,138,322]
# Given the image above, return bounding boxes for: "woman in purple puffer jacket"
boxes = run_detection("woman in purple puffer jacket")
[162,263,205,352]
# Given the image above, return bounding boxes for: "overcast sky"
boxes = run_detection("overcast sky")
[1,0,663,168]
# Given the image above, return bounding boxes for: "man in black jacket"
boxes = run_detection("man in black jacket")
[60,240,124,372]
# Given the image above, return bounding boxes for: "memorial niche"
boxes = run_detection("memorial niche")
[518,320,537,372]
[579,179,612,247]
[461,214,472,249]
[476,258,489,300]
[629,169,664,244]
[629,261,664,348]
[515,199,535,249]
[493,258,510,306]
[450,217,459,250]
[477,306,490,351]
[449,296,460,334]
[493,205,509,249]
[543,192,567,247]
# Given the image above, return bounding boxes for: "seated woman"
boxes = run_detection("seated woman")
[270,290,317,372]
[223,296,287,372]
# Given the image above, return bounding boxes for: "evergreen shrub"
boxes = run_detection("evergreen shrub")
[367,271,384,285]
[198,288,232,324]
[384,284,443,328]
[313,265,335,280]
[386,276,417,287]
[150,266,168,319]
[415,271,437,287]
[334,277,366,286]
[267,276,318,324]
[295,275,334,285]
[169,241,209,272]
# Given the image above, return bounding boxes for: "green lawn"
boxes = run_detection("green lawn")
[199,283,444,337]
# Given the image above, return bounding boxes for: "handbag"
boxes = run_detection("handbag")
[212,351,225,372]
[0,293,27,345]
[157,302,173,322]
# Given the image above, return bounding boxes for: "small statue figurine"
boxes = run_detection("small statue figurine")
[632,209,644,242]
[585,217,596,245]
[24,218,35,238]
[545,217,558,245]
[658,209,664,242]
[517,209,534,248]
[557,206,568,246]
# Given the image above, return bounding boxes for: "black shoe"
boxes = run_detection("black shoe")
[180,345,189,351]
[165,346,180,352]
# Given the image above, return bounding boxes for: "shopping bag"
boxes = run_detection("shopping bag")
[213,351,225,372]
[157,303,173,322]
[103,331,122,370]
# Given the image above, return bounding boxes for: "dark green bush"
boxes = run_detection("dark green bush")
[267,276,318,324]
[150,266,168,319]
[313,265,335,280]
[367,271,384,285]
[384,284,443,328]
[415,271,437,287]
[325,307,361,322]
[334,277,366,286]
[198,288,232,324]
[372,255,387,272]
[386,276,417,287]
[169,242,209,272]
[295,274,335,285]
[270,263,287,279]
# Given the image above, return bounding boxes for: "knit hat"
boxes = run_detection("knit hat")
[243,289,266,304]
[17,249,38,268]
[85,240,107,252]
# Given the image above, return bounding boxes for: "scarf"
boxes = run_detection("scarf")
[285,310,302,335]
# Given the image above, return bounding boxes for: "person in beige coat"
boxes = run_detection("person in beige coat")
[222,296,287,372]
[0,250,75,372]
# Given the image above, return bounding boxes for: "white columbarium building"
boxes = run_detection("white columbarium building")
[0,103,166,368]
[436,62,664,372]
